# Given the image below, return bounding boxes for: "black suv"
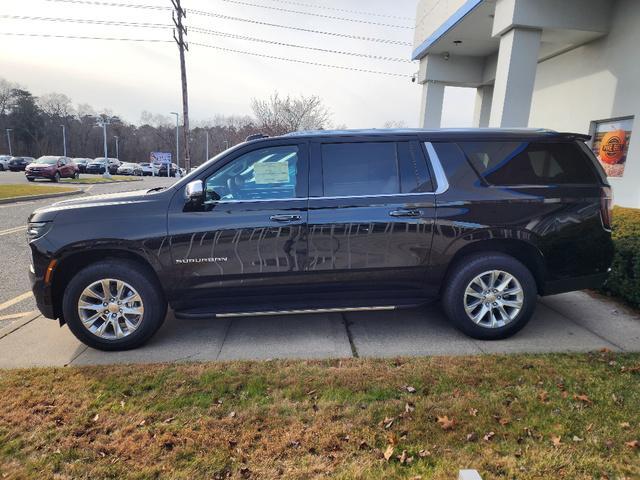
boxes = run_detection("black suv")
[28,129,613,350]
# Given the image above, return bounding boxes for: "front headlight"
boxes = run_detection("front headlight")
[27,221,52,241]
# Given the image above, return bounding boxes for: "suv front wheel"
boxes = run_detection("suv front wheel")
[442,253,537,340]
[62,260,167,350]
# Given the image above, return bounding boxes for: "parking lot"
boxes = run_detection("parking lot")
[0,167,639,368]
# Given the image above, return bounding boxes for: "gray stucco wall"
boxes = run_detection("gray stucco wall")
[529,0,640,207]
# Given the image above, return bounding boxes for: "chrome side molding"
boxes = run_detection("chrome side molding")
[216,305,397,318]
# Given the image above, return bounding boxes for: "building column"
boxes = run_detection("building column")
[419,81,445,128]
[473,85,493,128]
[489,27,541,127]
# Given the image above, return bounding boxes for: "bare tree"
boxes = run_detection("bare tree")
[251,92,332,136]
[383,120,407,129]
[37,93,76,118]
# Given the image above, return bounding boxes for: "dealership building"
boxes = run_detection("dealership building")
[413,0,639,207]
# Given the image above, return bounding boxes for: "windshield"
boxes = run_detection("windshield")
[36,156,60,164]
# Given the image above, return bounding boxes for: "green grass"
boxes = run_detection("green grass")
[0,353,638,479]
[0,184,77,200]
[60,175,142,184]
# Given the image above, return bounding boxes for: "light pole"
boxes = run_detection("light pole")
[5,129,12,156]
[205,129,209,161]
[170,112,179,177]
[95,117,111,179]
[113,136,119,159]
[60,125,67,157]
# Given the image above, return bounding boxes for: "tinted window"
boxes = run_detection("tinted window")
[321,142,403,196]
[398,141,432,193]
[205,145,299,202]
[459,141,598,185]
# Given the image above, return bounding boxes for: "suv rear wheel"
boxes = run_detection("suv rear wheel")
[62,260,167,350]
[52,172,60,182]
[442,253,537,340]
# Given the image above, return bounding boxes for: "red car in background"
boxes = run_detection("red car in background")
[25,156,79,182]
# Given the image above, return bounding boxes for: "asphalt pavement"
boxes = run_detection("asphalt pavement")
[0,171,176,320]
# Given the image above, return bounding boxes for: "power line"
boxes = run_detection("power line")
[0,14,171,30]
[260,0,414,21]
[43,0,413,46]
[190,41,411,78]
[212,0,412,29]
[190,27,413,63]
[188,9,413,46]
[0,31,172,42]
[44,0,171,11]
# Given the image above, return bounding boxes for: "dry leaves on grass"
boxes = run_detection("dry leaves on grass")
[573,394,593,405]
[436,415,455,430]
[625,440,639,449]
[538,390,549,403]
[383,444,395,461]
[551,435,562,447]
[483,431,495,442]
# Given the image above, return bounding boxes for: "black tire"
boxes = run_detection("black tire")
[52,172,60,183]
[441,253,537,340]
[27,177,34,182]
[0,164,4,171]
[62,259,167,350]
[74,171,80,179]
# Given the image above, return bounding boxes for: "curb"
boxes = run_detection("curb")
[0,311,41,340]
[0,188,83,205]
[60,178,144,185]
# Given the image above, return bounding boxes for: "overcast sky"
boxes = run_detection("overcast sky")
[1,0,474,128]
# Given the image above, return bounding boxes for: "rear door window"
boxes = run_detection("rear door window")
[458,141,598,185]
[320,141,431,197]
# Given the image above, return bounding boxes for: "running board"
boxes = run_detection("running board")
[174,303,427,320]
[217,305,396,318]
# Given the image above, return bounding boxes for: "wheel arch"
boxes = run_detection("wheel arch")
[443,238,546,295]
[51,248,165,322]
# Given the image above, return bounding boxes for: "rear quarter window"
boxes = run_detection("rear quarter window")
[458,141,599,186]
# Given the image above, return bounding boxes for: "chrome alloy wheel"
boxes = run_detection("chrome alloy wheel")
[463,270,524,329]
[77,279,144,339]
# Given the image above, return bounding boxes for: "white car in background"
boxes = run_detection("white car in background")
[0,155,12,171]
[139,162,160,176]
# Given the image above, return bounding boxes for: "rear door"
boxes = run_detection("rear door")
[306,137,436,300]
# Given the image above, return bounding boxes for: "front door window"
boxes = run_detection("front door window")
[204,146,300,203]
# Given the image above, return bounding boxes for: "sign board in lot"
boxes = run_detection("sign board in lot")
[150,152,172,164]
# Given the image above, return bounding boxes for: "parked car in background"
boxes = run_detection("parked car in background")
[139,162,160,176]
[155,162,178,177]
[86,157,120,175]
[117,162,143,176]
[8,156,35,171]
[0,155,11,171]
[26,129,614,350]
[73,158,92,173]
[25,156,78,182]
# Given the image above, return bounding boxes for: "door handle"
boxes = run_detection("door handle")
[269,214,301,222]
[389,209,421,217]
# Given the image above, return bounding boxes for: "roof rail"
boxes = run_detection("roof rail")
[245,133,269,142]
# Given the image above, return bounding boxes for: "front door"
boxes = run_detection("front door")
[306,138,436,302]
[168,142,309,311]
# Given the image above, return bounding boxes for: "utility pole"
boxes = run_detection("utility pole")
[60,125,67,157]
[114,136,119,159]
[205,129,209,161]
[170,111,179,177]
[95,117,111,179]
[5,129,12,156]
[172,0,191,171]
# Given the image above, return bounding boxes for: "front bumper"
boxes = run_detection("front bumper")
[25,171,54,179]
[28,261,56,319]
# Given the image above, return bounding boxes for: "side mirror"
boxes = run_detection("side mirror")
[185,179,204,202]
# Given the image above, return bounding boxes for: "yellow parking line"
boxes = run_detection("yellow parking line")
[0,225,26,236]
[0,311,35,321]
[0,291,33,312]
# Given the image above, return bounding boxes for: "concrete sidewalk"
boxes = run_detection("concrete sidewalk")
[0,291,638,368]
